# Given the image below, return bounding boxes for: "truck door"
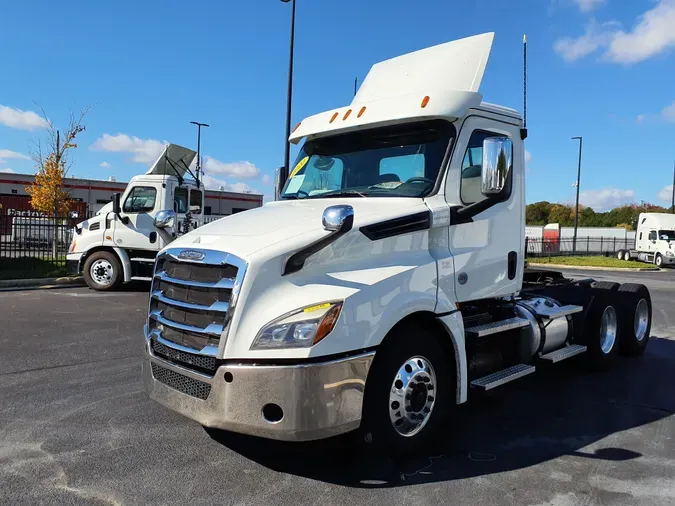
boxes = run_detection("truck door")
[648,230,657,254]
[189,187,204,229]
[113,185,160,250]
[445,116,524,301]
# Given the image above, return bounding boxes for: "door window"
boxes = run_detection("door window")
[190,189,203,214]
[460,130,503,204]
[123,187,157,213]
[649,231,657,241]
[174,187,188,213]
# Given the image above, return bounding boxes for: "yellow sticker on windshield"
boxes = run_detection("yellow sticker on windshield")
[303,302,331,313]
[290,156,309,178]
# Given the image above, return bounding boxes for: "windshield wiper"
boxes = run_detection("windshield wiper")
[312,190,369,198]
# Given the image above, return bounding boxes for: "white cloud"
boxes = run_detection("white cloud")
[0,168,15,173]
[636,114,646,124]
[662,100,675,122]
[0,105,48,131]
[100,161,111,169]
[579,188,635,210]
[261,174,273,185]
[573,0,606,13]
[202,156,260,179]
[554,0,675,64]
[658,185,673,202]
[0,149,30,165]
[201,174,257,194]
[90,133,168,164]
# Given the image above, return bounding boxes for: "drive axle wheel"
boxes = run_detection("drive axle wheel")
[83,251,122,291]
[616,250,625,260]
[361,323,453,456]
[580,302,619,371]
[617,283,651,357]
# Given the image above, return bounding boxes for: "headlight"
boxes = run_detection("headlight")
[250,301,343,350]
[666,251,674,257]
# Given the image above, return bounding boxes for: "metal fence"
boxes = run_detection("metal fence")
[525,236,633,258]
[0,212,75,279]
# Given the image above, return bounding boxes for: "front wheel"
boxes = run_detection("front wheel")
[361,323,454,456]
[655,254,663,267]
[83,251,123,291]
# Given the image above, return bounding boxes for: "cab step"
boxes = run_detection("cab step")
[130,276,153,282]
[470,364,536,391]
[130,257,156,263]
[534,304,583,320]
[465,317,530,338]
[540,344,587,363]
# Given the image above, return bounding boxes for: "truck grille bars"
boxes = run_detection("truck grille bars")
[147,248,247,366]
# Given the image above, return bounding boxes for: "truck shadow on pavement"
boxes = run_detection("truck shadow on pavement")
[207,336,675,488]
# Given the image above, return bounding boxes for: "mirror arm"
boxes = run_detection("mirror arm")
[451,188,510,226]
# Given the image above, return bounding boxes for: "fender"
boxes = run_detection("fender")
[437,311,467,404]
[113,246,132,282]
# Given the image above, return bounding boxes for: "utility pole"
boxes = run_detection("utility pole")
[190,121,209,186]
[572,136,583,255]
[354,77,358,97]
[671,160,675,214]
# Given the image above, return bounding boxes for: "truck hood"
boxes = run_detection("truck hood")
[168,198,429,259]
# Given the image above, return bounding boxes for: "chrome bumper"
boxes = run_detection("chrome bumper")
[143,327,375,441]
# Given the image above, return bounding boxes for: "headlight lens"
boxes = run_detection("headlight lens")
[666,251,674,257]
[251,301,343,350]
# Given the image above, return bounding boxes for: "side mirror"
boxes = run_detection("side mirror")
[275,166,288,201]
[154,210,176,229]
[112,193,121,215]
[68,211,79,219]
[481,137,513,196]
[322,204,354,232]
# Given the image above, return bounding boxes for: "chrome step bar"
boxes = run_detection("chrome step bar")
[471,364,536,391]
[465,317,530,338]
[540,344,587,363]
[130,257,156,263]
[131,276,152,282]
[534,304,583,320]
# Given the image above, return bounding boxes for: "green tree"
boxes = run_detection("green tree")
[548,204,573,226]
[526,201,553,225]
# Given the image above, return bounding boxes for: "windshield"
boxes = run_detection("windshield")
[658,230,675,241]
[281,120,454,199]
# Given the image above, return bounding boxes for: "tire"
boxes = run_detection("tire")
[83,251,123,291]
[361,323,454,457]
[616,250,625,260]
[655,254,663,267]
[617,284,652,357]
[579,302,619,371]
[591,281,620,291]
[623,251,631,262]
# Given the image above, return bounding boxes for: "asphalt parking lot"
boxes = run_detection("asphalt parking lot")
[1,269,674,506]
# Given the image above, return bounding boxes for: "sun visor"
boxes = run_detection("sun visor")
[145,144,197,177]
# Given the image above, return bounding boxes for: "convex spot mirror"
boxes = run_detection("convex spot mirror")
[154,209,176,229]
[481,137,513,196]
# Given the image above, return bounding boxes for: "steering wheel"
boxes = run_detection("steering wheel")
[404,177,435,185]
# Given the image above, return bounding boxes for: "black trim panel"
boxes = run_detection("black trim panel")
[282,213,354,276]
[218,346,379,367]
[360,211,431,241]
[435,309,459,317]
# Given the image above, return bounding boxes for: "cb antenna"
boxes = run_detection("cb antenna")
[521,34,528,140]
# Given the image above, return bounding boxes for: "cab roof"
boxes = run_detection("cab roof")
[289,32,520,144]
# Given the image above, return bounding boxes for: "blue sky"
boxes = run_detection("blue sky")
[1,0,674,209]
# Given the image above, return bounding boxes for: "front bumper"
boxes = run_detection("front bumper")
[66,253,82,275]
[143,327,375,441]
[662,254,675,265]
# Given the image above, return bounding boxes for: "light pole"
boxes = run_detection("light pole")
[281,0,296,185]
[671,160,675,214]
[190,121,209,185]
[572,136,583,255]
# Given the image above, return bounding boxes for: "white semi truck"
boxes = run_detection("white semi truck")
[67,144,206,290]
[142,33,652,455]
[617,212,675,267]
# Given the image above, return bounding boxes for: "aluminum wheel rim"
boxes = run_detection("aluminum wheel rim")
[599,306,618,354]
[656,256,662,266]
[624,252,630,261]
[90,259,114,286]
[634,299,649,342]
[388,356,436,437]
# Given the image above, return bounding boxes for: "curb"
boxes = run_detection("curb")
[0,276,86,291]
[527,263,663,273]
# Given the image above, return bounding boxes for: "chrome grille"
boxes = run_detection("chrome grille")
[148,248,246,362]
[151,338,216,373]
[151,363,211,400]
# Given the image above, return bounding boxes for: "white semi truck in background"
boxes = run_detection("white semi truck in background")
[67,144,206,290]
[142,33,652,455]
[617,212,675,267]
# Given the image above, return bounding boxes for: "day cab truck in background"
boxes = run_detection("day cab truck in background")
[67,144,206,290]
[142,33,653,455]
[617,212,675,267]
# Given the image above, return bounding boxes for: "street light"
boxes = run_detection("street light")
[572,136,583,255]
[190,121,209,186]
[281,0,296,186]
